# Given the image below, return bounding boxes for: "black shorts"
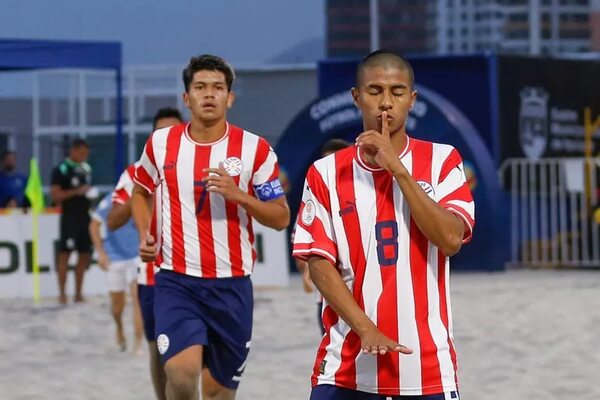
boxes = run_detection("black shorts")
[59,215,92,253]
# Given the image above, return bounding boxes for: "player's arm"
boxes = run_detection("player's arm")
[89,217,109,270]
[50,165,89,204]
[357,112,465,256]
[131,184,156,262]
[392,170,464,256]
[107,202,131,231]
[235,195,289,231]
[295,258,314,293]
[308,256,412,355]
[50,184,87,204]
[202,166,290,231]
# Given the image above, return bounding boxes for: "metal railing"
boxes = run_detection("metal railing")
[500,158,600,268]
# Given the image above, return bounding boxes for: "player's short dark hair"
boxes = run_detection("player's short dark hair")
[182,54,235,92]
[70,138,89,149]
[355,50,415,89]
[1,150,15,161]
[152,107,183,130]
[321,138,350,156]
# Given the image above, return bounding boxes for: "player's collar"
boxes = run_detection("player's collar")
[354,135,412,172]
[65,158,80,167]
[184,122,230,146]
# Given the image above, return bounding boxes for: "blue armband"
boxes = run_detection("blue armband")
[254,179,285,201]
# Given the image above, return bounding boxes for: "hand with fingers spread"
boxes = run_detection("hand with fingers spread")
[359,325,413,356]
[139,233,157,262]
[202,163,246,203]
[356,111,404,175]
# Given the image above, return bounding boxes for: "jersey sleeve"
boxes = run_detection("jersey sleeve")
[134,134,160,194]
[112,164,136,204]
[251,138,284,201]
[435,147,475,243]
[292,164,338,266]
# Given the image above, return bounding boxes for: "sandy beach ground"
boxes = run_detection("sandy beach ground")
[0,269,598,400]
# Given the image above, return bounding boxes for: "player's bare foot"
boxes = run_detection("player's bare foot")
[116,331,126,352]
[58,294,67,305]
[74,295,85,303]
[132,340,144,356]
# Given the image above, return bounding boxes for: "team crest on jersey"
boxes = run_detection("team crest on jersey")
[222,157,243,177]
[157,334,170,355]
[302,200,316,226]
[417,181,435,198]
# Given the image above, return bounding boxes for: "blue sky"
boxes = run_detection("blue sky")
[0,0,325,65]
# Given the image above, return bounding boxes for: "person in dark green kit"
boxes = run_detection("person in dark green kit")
[50,138,92,304]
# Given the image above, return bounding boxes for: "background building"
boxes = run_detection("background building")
[326,0,594,57]
[592,0,600,50]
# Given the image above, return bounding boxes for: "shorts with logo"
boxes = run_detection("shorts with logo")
[106,258,138,292]
[138,284,156,341]
[59,215,92,253]
[310,385,460,400]
[154,269,253,389]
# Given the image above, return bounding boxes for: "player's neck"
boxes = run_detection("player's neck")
[188,118,228,144]
[390,130,408,154]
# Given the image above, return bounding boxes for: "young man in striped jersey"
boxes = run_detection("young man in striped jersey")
[293,50,475,399]
[131,55,290,400]
[108,107,184,400]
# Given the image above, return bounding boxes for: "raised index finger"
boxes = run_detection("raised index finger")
[381,111,389,138]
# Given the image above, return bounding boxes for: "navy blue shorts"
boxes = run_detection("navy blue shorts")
[310,385,459,400]
[137,284,155,342]
[154,270,253,389]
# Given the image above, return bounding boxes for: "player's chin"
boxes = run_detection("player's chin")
[198,110,224,120]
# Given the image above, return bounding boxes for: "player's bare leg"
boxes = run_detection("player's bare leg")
[201,369,236,400]
[110,291,126,351]
[74,252,91,302]
[148,340,167,400]
[164,345,202,400]
[130,281,144,355]
[56,251,70,304]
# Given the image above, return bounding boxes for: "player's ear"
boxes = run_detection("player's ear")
[227,91,236,109]
[183,92,191,109]
[351,87,359,108]
[409,89,418,111]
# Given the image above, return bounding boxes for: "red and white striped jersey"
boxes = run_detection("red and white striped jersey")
[134,122,283,278]
[293,137,475,396]
[112,163,161,286]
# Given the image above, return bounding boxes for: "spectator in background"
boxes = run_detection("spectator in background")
[51,138,92,304]
[0,150,28,208]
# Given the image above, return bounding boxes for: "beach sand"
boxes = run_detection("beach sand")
[0,269,598,400]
